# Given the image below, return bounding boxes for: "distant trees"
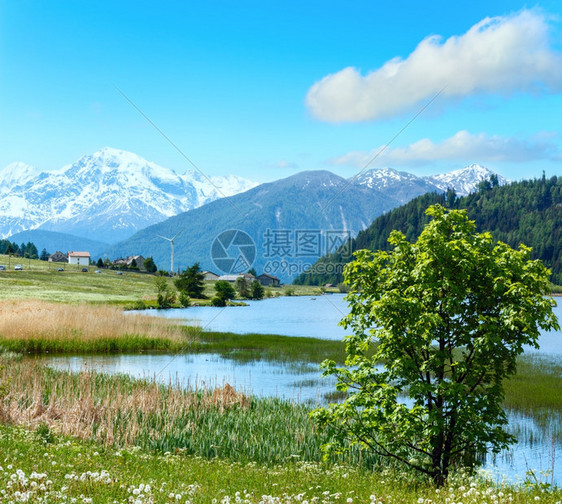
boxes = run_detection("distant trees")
[250,280,264,300]
[235,276,250,298]
[212,280,236,306]
[40,248,50,261]
[143,256,157,273]
[1,241,38,259]
[1,240,40,259]
[154,277,176,309]
[96,258,104,268]
[174,262,206,299]
[295,175,562,286]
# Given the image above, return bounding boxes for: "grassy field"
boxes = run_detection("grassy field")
[0,254,162,304]
[0,254,336,305]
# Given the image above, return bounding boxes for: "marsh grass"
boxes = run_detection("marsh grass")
[195,330,349,363]
[504,355,562,441]
[505,355,562,412]
[0,300,197,354]
[0,360,370,466]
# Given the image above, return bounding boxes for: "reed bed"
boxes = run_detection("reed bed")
[0,360,348,465]
[505,355,562,412]
[0,299,197,354]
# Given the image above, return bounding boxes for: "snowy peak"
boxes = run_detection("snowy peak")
[0,162,40,190]
[428,164,509,196]
[353,167,416,188]
[0,148,257,242]
[351,164,508,200]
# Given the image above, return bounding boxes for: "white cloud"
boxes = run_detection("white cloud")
[329,130,560,167]
[306,9,562,122]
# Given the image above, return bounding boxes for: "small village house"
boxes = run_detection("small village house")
[112,255,146,270]
[202,270,220,281]
[48,251,68,263]
[67,251,90,266]
[257,273,281,287]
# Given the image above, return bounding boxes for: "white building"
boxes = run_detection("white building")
[68,251,90,266]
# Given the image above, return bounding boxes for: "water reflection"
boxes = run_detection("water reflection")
[41,353,335,405]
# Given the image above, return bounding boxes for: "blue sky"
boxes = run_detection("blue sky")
[1,1,562,183]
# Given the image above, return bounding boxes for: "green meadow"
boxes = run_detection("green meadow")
[0,254,334,305]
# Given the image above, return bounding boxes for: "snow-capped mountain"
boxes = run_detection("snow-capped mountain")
[0,147,257,243]
[427,164,509,196]
[352,164,508,200]
[0,162,40,187]
[352,167,442,204]
[0,150,507,245]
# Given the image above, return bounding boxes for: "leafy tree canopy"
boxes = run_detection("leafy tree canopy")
[313,205,559,486]
[235,276,250,298]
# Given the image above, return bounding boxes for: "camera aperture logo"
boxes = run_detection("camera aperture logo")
[211,229,256,274]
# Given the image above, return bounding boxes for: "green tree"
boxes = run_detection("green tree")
[235,276,250,298]
[40,248,49,261]
[248,267,257,276]
[96,258,104,268]
[213,280,236,306]
[174,262,206,299]
[313,205,559,486]
[154,277,176,309]
[250,280,264,300]
[143,256,157,274]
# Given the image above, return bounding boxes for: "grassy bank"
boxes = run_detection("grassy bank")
[3,425,560,504]
[0,300,197,354]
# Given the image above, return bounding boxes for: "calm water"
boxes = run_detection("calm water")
[137,295,350,340]
[138,294,562,354]
[45,295,562,484]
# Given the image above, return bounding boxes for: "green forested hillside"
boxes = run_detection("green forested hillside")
[294,175,562,285]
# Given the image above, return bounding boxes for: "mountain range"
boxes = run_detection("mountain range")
[0,147,257,243]
[104,166,507,281]
[1,147,507,280]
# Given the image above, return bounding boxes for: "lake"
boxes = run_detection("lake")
[45,294,562,484]
[137,294,350,340]
[137,294,562,354]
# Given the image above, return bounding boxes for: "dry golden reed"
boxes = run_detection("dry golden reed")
[0,361,250,447]
[0,299,187,344]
